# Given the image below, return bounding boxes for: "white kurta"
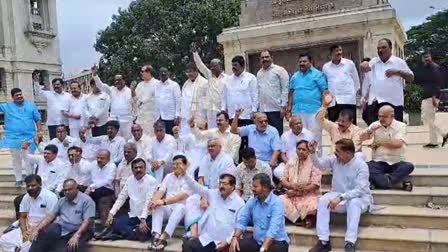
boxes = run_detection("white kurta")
[135,78,160,135]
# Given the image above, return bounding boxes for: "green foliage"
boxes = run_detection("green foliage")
[404,83,424,113]
[94,0,241,84]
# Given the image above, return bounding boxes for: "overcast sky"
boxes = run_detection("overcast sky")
[57,0,448,76]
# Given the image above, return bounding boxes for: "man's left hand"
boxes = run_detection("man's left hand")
[328,197,342,210]
[385,69,401,78]
[216,241,229,251]
[138,220,150,234]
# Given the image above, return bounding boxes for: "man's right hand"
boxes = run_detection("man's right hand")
[308,141,318,154]
[188,116,195,128]
[230,237,240,252]
[235,108,244,118]
[106,213,114,226]
[21,141,32,150]
[360,61,371,73]
[28,228,39,241]
[91,65,98,76]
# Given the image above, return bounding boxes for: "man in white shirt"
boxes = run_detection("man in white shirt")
[149,120,176,183]
[156,67,181,135]
[66,146,92,192]
[64,82,86,137]
[360,38,414,122]
[308,139,372,252]
[182,173,245,252]
[49,125,78,162]
[133,65,160,136]
[148,155,192,251]
[92,65,135,140]
[257,50,289,136]
[323,45,360,124]
[85,79,111,136]
[360,57,375,125]
[128,124,152,161]
[189,111,241,163]
[180,63,208,134]
[73,127,100,162]
[103,158,158,241]
[115,143,138,194]
[38,78,71,139]
[193,48,227,129]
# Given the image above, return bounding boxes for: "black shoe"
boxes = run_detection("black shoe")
[308,240,331,252]
[345,241,356,252]
[423,143,439,148]
[442,134,448,147]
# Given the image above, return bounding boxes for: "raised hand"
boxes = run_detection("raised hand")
[91,65,98,76]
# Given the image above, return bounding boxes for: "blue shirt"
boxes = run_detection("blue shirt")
[236,192,289,245]
[239,125,281,162]
[0,101,41,151]
[289,67,328,114]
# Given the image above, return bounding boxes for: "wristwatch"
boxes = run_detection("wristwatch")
[259,247,267,252]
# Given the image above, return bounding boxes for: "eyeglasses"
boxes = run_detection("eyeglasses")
[219,181,231,186]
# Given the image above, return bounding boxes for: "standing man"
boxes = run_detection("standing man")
[49,125,77,162]
[0,88,42,186]
[156,67,181,135]
[193,48,227,129]
[92,65,135,140]
[415,52,448,148]
[38,78,71,139]
[133,65,160,135]
[85,78,111,137]
[322,45,360,124]
[288,53,328,149]
[65,81,86,138]
[360,38,414,122]
[257,50,290,136]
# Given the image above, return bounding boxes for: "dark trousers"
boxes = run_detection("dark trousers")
[237,237,289,252]
[327,104,357,125]
[182,238,216,252]
[91,124,107,137]
[368,161,414,189]
[29,223,93,252]
[365,101,404,125]
[48,125,70,139]
[14,193,25,220]
[266,111,284,136]
[161,118,175,135]
[89,187,115,205]
[112,215,152,241]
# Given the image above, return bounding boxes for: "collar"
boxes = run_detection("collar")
[70,192,81,204]
[223,190,238,201]
[299,67,313,75]
[244,160,261,171]
[126,157,137,165]
[210,152,223,161]
[339,124,354,134]
[261,63,275,72]
[257,191,274,204]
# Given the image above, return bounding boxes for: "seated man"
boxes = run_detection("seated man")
[148,155,192,251]
[172,125,207,177]
[28,179,95,252]
[279,140,321,228]
[115,143,139,194]
[0,175,58,252]
[128,124,152,161]
[182,173,245,252]
[230,173,289,252]
[231,110,281,169]
[74,127,100,162]
[361,105,414,191]
[236,147,272,201]
[103,158,158,241]
[49,125,78,162]
[274,115,314,179]
[66,146,92,192]
[149,120,176,183]
[316,95,362,151]
[308,139,372,252]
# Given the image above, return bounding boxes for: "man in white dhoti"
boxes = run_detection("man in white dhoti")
[308,139,372,252]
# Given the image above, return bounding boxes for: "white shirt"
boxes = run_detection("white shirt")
[72,138,99,162]
[49,136,79,161]
[191,127,241,163]
[19,189,58,227]
[368,55,414,106]
[158,173,192,203]
[222,71,258,119]
[67,158,93,187]
[85,91,111,127]
[181,75,208,119]
[156,79,181,120]
[199,152,236,189]
[135,78,160,123]
[38,88,71,126]
[115,157,137,188]
[257,63,290,112]
[68,95,87,131]
[87,135,126,164]
[110,174,158,219]
[184,174,245,246]
[128,135,152,160]
[323,58,360,106]
[193,52,227,112]
[93,75,134,122]
[90,161,117,190]
[149,134,177,182]
[362,71,373,104]
[281,128,315,159]
[22,152,69,193]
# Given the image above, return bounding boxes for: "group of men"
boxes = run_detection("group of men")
[0,37,446,252]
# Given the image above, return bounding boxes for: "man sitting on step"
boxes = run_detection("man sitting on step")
[360,105,415,191]
[308,139,372,252]
[0,175,58,252]
[66,146,92,193]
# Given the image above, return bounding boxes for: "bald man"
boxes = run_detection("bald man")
[360,106,414,191]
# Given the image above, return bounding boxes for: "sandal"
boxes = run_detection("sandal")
[402,181,413,192]
[148,238,168,251]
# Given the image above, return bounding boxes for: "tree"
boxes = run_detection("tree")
[94,0,241,85]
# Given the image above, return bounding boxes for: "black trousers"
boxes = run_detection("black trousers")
[365,101,404,125]
[238,237,289,252]
[161,118,175,135]
[14,193,25,220]
[112,215,152,241]
[48,125,70,139]
[327,104,357,125]
[368,161,414,189]
[91,124,107,137]
[29,223,93,252]
[182,237,216,252]
[89,187,115,205]
[266,111,284,136]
